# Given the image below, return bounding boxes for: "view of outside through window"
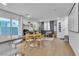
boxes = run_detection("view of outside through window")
[0,17,19,35]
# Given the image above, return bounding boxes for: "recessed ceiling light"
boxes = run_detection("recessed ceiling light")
[53,9,56,11]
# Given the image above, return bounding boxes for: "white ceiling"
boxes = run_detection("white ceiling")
[0,3,74,21]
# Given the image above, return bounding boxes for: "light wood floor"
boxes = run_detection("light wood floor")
[17,38,75,56]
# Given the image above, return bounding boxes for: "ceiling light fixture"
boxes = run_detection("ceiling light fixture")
[27,15,31,18]
[25,14,31,19]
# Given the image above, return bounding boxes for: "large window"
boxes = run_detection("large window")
[0,17,19,35]
[0,17,10,35]
[44,21,50,30]
[12,20,19,35]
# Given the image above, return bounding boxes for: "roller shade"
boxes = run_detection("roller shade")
[0,9,20,20]
[0,9,22,42]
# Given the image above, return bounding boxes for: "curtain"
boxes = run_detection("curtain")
[40,22,44,30]
[50,21,54,31]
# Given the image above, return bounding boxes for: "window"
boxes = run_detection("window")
[44,21,50,30]
[11,20,19,35]
[0,17,19,35]
[0,17,10,35]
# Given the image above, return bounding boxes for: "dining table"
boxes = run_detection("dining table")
[24,32,45,47]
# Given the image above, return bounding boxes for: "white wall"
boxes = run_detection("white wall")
[23,19,40,31]
[68,3,79,55]
[68,3,78,32]
[69,31,79,55]
[57,17,68,38]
